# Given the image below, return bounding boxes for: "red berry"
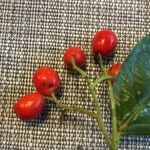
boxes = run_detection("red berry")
[33,67,61,96]
[13,92,45,120]
[108,63,122,77]
[63,47,86,67]
[108,63,122,84]
[92,29,117,56]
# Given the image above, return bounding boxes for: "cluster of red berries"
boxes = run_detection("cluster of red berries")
[14,29,122,121]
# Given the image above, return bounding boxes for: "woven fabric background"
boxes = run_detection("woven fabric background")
[0,0,150,150]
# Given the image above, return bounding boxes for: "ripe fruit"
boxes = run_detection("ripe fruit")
[92,29,117,56]
[107,63,122,77]
[63,47,86,67]
[33,67,61,96]
[13,92,45,120]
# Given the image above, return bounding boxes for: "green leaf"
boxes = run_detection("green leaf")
[113,35,150,135]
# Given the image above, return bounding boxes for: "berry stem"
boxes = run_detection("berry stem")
[90,75,112,90]
[71,58,113,149]
[89,86,113,149]
[71,58,87,78]
[98,55,119,150]
[51,94,97,119]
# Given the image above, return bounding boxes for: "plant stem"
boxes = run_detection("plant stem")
[99,55,118,150]
[51,94,97,119]
[89,86,113,149]
[91,75,112,90]
[108,81,118,150]
[71,58,113,149]
[71,58,87,78]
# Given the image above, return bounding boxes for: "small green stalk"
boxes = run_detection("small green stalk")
[89,86,113,149]
[71,58,87,78]
[108,80,118,150]
[71,58,113,149]
[51,94,97,119]
[90,75,112,89]
[99,55,120,150]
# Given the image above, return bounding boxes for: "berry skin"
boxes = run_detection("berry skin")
[13,92,45,120]
[108,63,122,84]
[33,67,61,96]
[107,63,122,77]
[63,47,86,67]
[92,29,117,56]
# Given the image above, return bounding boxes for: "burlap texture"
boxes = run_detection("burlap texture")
[0,0,150,149]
